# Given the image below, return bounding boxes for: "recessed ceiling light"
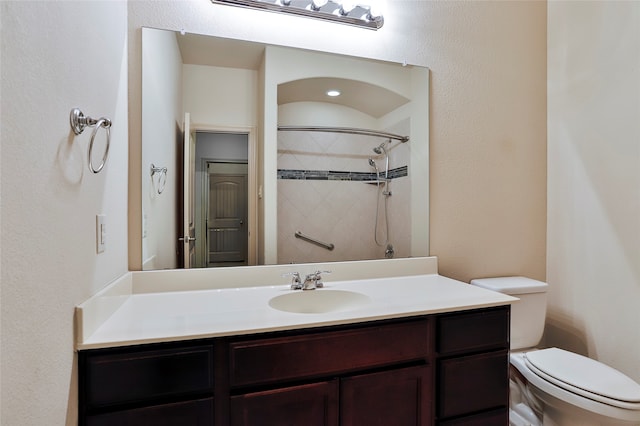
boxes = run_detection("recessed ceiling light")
[326,89,341,97]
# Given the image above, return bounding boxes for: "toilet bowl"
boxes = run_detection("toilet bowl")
[471,277,640,426]
[511,349,640,425]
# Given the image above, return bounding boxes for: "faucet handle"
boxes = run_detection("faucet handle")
[312,270,332,288]
[282,272,302,290]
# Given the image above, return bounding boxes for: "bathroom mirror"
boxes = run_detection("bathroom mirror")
[141,27,429,270]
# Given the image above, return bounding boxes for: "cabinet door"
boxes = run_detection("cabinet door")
[230,380,338,426]
[341,365,432,426]
[85,398,214,426]
[438,408,508,425]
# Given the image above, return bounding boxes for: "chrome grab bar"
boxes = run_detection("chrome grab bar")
[295,231,335,251]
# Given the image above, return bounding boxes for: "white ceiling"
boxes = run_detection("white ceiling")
[177,32,265,69]
[176,32,409,118]
[277,77,409,118]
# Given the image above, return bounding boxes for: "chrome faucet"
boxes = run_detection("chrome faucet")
[283,272,302,290]
[283,270,331,290]
[302,270,331,290]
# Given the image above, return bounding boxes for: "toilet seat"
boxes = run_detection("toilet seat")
[524,348,640,410]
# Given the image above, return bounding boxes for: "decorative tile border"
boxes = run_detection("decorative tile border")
[278,165,408,181]
[387,165,408,179]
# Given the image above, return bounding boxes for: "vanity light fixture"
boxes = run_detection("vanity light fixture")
[210,0,384,30]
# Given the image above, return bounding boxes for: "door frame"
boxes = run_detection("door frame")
[192,124,258,267]
[180,113,196,269]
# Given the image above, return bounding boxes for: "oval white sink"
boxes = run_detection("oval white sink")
[269,289,372,314]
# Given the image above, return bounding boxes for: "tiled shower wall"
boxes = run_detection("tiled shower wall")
[277,130,411,264]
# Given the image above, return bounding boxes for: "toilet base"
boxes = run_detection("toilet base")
[510,405,541,426]
[510,371,543,426]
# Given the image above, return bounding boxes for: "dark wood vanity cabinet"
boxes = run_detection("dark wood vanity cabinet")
[230,380,339,426]
[78,306,509,426]
[435,307,511,425]
[78,342,215,426]
[227,318,433,425]
[340,365,432,425]
[229,366,432,426]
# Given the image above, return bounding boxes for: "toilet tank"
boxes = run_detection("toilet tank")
[470,277,548,350]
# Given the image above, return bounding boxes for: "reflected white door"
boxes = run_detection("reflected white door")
[207,172,248,266]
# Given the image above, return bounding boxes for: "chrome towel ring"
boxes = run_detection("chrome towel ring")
[70,108,112,174]
[150,164,168,194]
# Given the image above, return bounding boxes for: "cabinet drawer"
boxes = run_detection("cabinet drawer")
[82,344,214,408]
[85,397,214,426]
[437,350,509,419]
[229,318,430,387]
[436,307,509,355]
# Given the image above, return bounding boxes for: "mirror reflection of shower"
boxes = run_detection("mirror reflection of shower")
[277,125,410,264]
[369,139,395,258]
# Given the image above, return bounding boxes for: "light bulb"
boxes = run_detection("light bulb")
[338,0,355,15]
[326,89,341,97]
[367,0,383,18]
[312,0,328,9]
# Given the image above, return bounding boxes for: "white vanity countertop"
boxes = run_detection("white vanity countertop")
[76,273,516,350]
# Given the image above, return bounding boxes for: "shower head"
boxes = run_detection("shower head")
[372,140,390,180]
[373,140,389,155]
[368,158,379,175]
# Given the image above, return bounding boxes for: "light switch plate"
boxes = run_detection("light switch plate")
[96,214,106,253]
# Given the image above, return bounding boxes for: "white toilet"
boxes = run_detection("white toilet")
[471,276,640,426]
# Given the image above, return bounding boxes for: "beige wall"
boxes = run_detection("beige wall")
[1,1,547,424]
[426,1,548,283]
[1,2,129,425]
[547,1,640,382]
[141,27,183,270]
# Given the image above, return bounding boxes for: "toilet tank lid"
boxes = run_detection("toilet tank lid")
[470,276,547,295]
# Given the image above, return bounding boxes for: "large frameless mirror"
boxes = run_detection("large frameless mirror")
[141,27,429,270]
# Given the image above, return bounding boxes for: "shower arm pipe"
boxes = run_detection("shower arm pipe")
[278,125,409,143]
